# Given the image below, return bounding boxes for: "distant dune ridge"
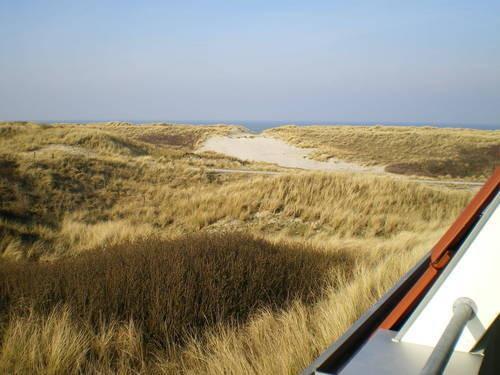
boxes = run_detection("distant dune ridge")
[0,121,495,373]
[264,125,500,180]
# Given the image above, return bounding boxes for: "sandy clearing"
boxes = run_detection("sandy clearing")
[198,134,385,173]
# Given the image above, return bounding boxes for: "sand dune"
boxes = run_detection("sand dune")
[198,134,385,173]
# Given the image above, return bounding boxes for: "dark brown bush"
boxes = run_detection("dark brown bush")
[138,133,198,148]
[0,232,352,346]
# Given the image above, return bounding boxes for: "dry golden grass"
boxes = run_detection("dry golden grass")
[0,150,470,259]
[265,125,500,179]
[0,122,476,374]
[175,229,442,374]
[0,229,445,374]
[1,233,350,350]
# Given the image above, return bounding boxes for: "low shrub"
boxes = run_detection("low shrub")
[0,232,351,347]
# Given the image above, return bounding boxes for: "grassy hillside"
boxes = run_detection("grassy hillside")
[265,125,500,180]
[0,122,278,259]
[0,122,475,374]
[0,229,452,374]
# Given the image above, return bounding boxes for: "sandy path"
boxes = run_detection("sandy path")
[199,134,384,173]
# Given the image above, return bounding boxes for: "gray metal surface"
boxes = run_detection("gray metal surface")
[338,330,482,375]
[420,298,476,375]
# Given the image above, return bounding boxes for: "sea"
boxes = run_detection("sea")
[164,121,500,133]
[42,120,500,133]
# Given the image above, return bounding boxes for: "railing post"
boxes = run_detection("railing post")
[420,297,476,375]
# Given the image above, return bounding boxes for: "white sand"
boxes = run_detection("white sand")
[198,134,384,173]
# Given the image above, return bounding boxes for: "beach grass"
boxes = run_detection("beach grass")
[0,121,475,373]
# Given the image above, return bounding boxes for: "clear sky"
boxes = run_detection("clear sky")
[1,0,499,125]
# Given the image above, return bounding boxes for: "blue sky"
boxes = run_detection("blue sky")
[0,0,499,125]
